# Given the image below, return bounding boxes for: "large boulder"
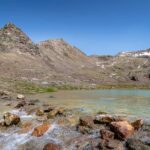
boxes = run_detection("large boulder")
[43,143,60,150]
[32,124,50,137]
[110,121,134,140]
[3,112,20,126]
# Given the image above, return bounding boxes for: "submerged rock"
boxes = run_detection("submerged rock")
[32,124,50,137]
[18,121,33,134]
[3,112,20,126]
[110,121,134,140]
[43,143,60,150]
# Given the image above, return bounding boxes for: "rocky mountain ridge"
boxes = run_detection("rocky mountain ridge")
[0,22,150,90]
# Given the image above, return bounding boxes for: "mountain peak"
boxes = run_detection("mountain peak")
[4,22,17,28]
[0,23,40,55]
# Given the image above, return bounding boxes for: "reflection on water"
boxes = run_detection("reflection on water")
[27,89,150,119]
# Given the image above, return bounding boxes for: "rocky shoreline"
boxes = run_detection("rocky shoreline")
[0,91,149,150]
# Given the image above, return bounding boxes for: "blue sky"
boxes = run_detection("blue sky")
[0,0,150,55]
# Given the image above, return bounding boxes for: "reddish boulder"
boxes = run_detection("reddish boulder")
[43,143,60,150]
[110,121,134,140]
[32,124,50,137]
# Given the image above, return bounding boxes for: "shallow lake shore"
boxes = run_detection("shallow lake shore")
[0,90,149,150]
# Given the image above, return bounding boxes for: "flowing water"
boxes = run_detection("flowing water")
[0,89,150,150]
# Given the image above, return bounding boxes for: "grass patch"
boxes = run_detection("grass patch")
[0,78,57,94]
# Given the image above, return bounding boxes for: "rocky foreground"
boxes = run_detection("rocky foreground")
[0,91,150,150]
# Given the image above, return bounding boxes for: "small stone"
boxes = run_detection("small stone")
[79,115,95,128]
[37,115,48,122]
[3,112,20,126]
[15,100,27,108]
[17,94,25,99]
[18,121,33,134]
[36,109,44,116]
[47,109,58,118]
[100,129,114,140]
[32,124,50,137]
[0,90,10,96]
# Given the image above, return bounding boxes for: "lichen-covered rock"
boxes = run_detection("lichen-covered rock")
[110,121,134,140]
[32,124,50,137]
[3,112,20,126]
